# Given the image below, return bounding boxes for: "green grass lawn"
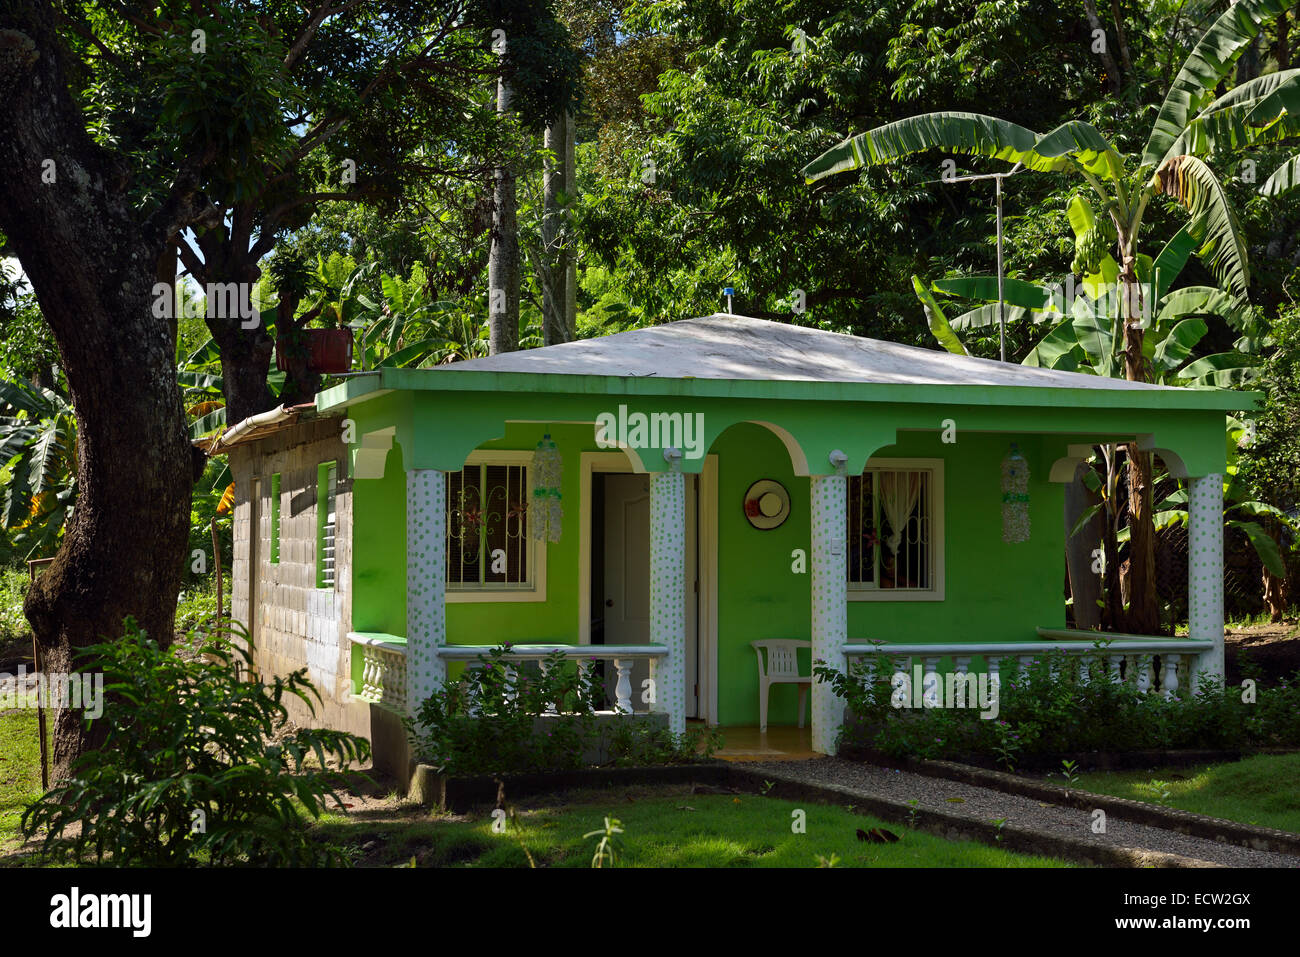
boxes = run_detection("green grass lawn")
[315,789,1071,868]
[2,701,1066,867]
[1070,753,1300,834]
[0,709,45,858]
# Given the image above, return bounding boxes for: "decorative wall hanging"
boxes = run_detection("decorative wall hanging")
[530,432,563,542]
[744,479,790,530]
[1001,443,1030,543]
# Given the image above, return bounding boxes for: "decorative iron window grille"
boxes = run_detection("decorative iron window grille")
[847,467,934,591]
[447,463,532,589]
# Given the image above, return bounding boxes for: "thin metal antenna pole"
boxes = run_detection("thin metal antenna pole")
[940,162,1021,363]
[996,174,1006,363]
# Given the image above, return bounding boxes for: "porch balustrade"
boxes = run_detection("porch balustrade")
[843,628,1216,700]
[348,633,667,716]
[351,634,409,714]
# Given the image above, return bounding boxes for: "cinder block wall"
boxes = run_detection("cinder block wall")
[228,416,369,740]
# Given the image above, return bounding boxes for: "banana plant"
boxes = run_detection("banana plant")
[0,377,77,557]
[806,0,1298,633]
[1116,416,1296,580]
[911,206,1264,388]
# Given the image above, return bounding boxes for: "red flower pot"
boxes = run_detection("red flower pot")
[276,328,354,374]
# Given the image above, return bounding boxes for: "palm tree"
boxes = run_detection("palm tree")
[803,0,1300,633]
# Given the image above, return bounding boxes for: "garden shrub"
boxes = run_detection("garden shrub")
[816,646,1300,769]
[409,644,722,775]
[22,617,370,866]
[0,564,31,650]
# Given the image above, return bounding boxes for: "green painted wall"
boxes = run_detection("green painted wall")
[712,423,811,728]
[345,399,1084,729]
[446,422,597,644]
[351,440,407,638]
[710,427,1064,727]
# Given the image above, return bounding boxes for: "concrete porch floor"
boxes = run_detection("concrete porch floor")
[700,724,820,761]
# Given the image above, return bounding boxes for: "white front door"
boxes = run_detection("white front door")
[601,472,698,716]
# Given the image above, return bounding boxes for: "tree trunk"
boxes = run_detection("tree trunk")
[1101,447,1125,630]
[1065,460,1104,629]
[541,117,567,346]
[489,76,519,355]
[1261,515,1287,621]
[1119,244,1161,634]
[1277,10,1291,71]
[1083,0,1122,94]
[0,7,195,778]
[190,226,278,424]
[563,110,577,341]
[1237,36,1261,85]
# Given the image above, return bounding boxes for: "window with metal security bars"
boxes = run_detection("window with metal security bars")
[317,462,338,589]
[847,462,943,598]
[446,460,534,591]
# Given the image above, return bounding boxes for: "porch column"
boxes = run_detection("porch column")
[810,471,848,755]
[406,468,448,721]
[1188,474,1225,689]
[649,468,687,734]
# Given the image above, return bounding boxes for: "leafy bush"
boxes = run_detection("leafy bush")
[0,564,31,648]
[21,617,370,866]
[175,581,221,635]
[409,645,722,775]
[410,646,602,776]
[606,721,724,767]
[817,647,1300,769]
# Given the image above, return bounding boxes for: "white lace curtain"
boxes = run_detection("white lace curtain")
[877,471,922,553]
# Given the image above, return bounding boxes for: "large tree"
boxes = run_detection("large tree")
[73,1,578,423]
[0,1,206,776]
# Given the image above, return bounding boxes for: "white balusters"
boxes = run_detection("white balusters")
[923,656,940,707]
[955,656,971,675]
[1135,655,1152,695]
[1162,654,1181,700]
[612,658,635,714]
[1109,654,1124,683]
[538,659,559,713]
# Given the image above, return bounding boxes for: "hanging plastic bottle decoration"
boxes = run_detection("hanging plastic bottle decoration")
[1001,443,1030,543]
[530,432,563,543]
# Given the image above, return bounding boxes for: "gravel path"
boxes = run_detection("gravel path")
[750,757,1300,868]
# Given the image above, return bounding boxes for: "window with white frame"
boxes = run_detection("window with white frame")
[847,460,943,598]
[446,455,539,594]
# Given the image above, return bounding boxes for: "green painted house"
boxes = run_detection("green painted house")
[215,314,1245,772]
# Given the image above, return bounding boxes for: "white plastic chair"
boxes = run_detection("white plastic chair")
[751,640,812,732]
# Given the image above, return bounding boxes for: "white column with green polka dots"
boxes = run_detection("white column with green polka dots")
[406,468,448,722]
[1188,473,1224,688]
[810,474,847,754]
[649,470,686,734]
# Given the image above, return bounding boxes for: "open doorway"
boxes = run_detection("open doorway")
[589,470,700,717]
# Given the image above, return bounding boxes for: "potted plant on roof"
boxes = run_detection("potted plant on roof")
[272,252,355,379]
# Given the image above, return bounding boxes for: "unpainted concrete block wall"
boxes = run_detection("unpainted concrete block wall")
[228,417,369,740]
